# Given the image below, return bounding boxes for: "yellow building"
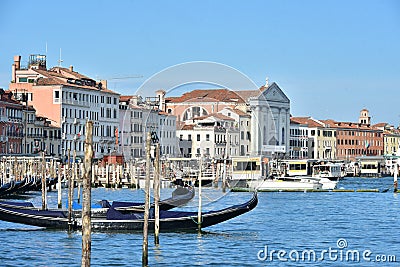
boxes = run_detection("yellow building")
[384,130,400,156]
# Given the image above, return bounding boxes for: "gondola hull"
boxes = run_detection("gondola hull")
[0,193,257,232]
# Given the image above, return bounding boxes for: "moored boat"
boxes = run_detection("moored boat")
[0,186,195,218]
[247,176,323,191]
[0,192,257,231]
[312,163,343,180]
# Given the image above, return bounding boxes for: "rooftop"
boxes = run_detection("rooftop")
[166,88,248,104]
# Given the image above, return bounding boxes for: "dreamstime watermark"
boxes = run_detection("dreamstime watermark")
[257,238,397,263]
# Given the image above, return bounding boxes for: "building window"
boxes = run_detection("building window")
[54,90,60,103]
[197,134,200,141]
[206,134,210,141]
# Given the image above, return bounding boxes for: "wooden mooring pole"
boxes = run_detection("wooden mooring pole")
[154,143,160,245]
[394,158,398,193]
[142,132,151,267]
[67,149,73,232]
[81,121,93,267]
[41,151,47,210]
[197,155,203,232]
[58,162,62,208]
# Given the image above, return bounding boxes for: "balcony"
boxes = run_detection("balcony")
[6,131,24,138]
[27,134,46,138]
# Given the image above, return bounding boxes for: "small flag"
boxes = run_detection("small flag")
[365,141,370,149]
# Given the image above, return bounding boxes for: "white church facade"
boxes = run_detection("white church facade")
[249,82,290,157]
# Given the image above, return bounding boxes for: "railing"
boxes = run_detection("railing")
[5,132,24,138]
[27,134,46,138]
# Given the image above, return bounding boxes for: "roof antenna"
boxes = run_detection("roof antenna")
[57,48,63,67]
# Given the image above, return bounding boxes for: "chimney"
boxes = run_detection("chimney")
[14,55,21,70]
[265,76,269,87]
[100,80,107,89]
[156,89,166,111]
[69,65,74,72]
[12,55,21,83]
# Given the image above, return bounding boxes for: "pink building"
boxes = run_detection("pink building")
[9,54,120,159]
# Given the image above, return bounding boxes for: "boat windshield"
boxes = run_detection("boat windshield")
[233,161,260,171]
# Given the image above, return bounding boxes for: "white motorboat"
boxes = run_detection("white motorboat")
[315,177,337,190]
[247,176,323,191]
[298,176,337,190]
[312,163,343,180]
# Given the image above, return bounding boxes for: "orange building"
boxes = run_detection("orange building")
[325,120,383,161]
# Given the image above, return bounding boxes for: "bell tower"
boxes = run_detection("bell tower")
[359,108,370,125]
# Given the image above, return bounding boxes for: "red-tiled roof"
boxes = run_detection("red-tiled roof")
[234,89,262,101]
[120,95,133,102]
[49,67,89,79]
[194,113,235,121]
[373,122,387,127]
[165,89,246,103]
[221,107,251,117]
[1,91,25,107]
[291,117,324,127]
[32,68,119,95]
[180,124,195,130]
[36,77,64,85]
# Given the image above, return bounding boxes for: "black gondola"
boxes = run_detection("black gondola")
[0,186,195,218]
[0,192,257,231]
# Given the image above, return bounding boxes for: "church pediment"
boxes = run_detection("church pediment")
[259,83,290,103]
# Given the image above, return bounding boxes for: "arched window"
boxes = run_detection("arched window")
[182,106,208,121]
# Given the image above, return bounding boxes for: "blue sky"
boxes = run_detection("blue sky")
[0,0,399,125]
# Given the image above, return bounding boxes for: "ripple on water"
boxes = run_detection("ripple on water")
[0,178,398,266]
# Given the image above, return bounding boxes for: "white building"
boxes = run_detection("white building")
[218,107,251,156]
[249,82,290,157]
[289,118,309,159]
[177,113,240,159]
[119,95,177,161]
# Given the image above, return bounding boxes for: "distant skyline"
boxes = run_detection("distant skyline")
[0,0,399,125]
